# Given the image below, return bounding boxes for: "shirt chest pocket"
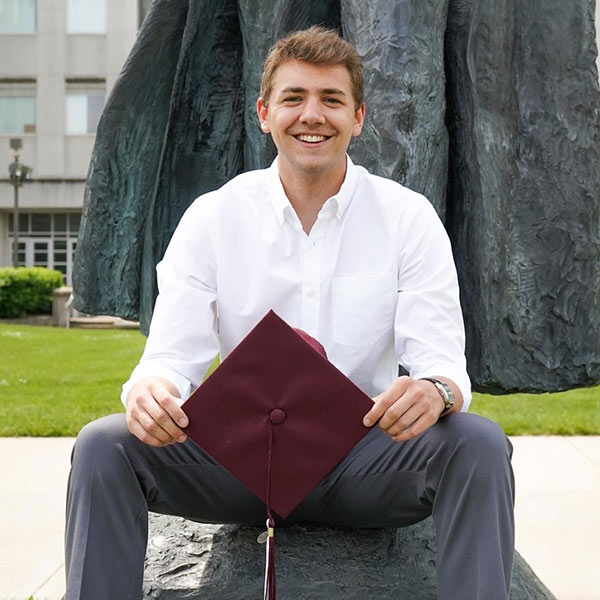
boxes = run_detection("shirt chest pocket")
[332,275,397,348]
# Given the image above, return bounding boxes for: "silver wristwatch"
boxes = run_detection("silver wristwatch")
[419,377,455,417]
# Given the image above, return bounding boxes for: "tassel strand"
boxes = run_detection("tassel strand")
[264,420,277,599]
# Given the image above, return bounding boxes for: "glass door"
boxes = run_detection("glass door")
[52,239,68,283]
[33,239,51,268]
[5,240,26,266]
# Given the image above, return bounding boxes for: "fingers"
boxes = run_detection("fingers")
[388,412,436,442]
[364,377,442,443]
[127,417,173,448]
[126,378,189,447]
[363,376,410,427]
[151,382,188,430]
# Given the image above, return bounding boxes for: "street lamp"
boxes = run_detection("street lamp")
[8,138,32,268]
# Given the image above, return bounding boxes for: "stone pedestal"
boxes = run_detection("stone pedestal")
[52,286,73,327]
[144,513,556,599]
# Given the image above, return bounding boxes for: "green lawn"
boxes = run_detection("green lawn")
[1,323,598,436]
[470,387,599,435]
[0,323,145,436]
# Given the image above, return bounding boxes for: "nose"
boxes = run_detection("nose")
[299,96,325,125]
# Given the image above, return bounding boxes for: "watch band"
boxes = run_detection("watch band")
[419,377,455,417]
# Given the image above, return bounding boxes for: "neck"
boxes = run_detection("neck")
[278,158,347,234]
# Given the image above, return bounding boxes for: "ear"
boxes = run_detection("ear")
[257,98,271,133]
[352,102,366,137]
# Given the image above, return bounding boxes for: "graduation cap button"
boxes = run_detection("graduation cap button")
[269,408,286,424]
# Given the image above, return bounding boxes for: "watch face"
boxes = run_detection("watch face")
[443,383,455,401]
[420,377,454,410]
[437,382,454,408]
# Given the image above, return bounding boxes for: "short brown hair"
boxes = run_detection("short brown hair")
[260,26,364,110]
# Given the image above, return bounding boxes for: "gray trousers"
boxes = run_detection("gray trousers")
[65,412,515,599]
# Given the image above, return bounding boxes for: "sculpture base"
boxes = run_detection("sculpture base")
[143,513,556,599]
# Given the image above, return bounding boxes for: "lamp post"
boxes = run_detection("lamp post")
[8,138,32,268]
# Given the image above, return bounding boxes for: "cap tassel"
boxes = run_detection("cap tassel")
[264,516,276,600]
[264,417,277,599]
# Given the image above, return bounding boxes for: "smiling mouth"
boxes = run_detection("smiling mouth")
[295,134,329,143]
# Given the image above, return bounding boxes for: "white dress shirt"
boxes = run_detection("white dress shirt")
[122,156,471,409]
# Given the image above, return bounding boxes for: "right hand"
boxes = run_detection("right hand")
[125,377,189,447]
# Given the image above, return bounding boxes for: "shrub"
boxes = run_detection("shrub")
[0,267,64,318]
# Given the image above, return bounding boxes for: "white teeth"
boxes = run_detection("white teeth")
[297,135,326,143]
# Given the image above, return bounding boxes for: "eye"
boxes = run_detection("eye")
[283,96,302,103]
[323,97,342,105]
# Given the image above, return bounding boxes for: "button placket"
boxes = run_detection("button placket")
[300,219,327,336]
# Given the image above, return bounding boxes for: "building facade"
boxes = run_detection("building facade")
[0,0,140,284]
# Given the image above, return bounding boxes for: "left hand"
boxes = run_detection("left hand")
[363,376,446,442]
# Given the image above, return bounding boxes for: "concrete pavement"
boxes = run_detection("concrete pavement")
[1,436,598,600]
[0,438,73,600]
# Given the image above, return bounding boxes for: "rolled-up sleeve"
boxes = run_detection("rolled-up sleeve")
[394,197,472,410]
[121,198,220,406]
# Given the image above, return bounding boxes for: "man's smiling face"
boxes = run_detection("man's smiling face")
[257,59,365,182]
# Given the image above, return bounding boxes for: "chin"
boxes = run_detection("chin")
[298,160,328,172]
[296,155,340,173]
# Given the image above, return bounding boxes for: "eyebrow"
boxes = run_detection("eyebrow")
[279,86,348,96]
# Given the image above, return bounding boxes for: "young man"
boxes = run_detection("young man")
[66,27,514,600]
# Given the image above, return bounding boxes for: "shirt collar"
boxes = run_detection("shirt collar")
[266,155,358,227]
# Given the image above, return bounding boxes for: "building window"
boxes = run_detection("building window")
[0,81,36,133]
[8,211,81,238]
[66,93,104,134]
[8,212,81,284]
[0,0,36,34]
[0,96,36,134]
[67,0,106,34]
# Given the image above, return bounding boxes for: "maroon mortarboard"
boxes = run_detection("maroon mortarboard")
[182,310,374,599]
